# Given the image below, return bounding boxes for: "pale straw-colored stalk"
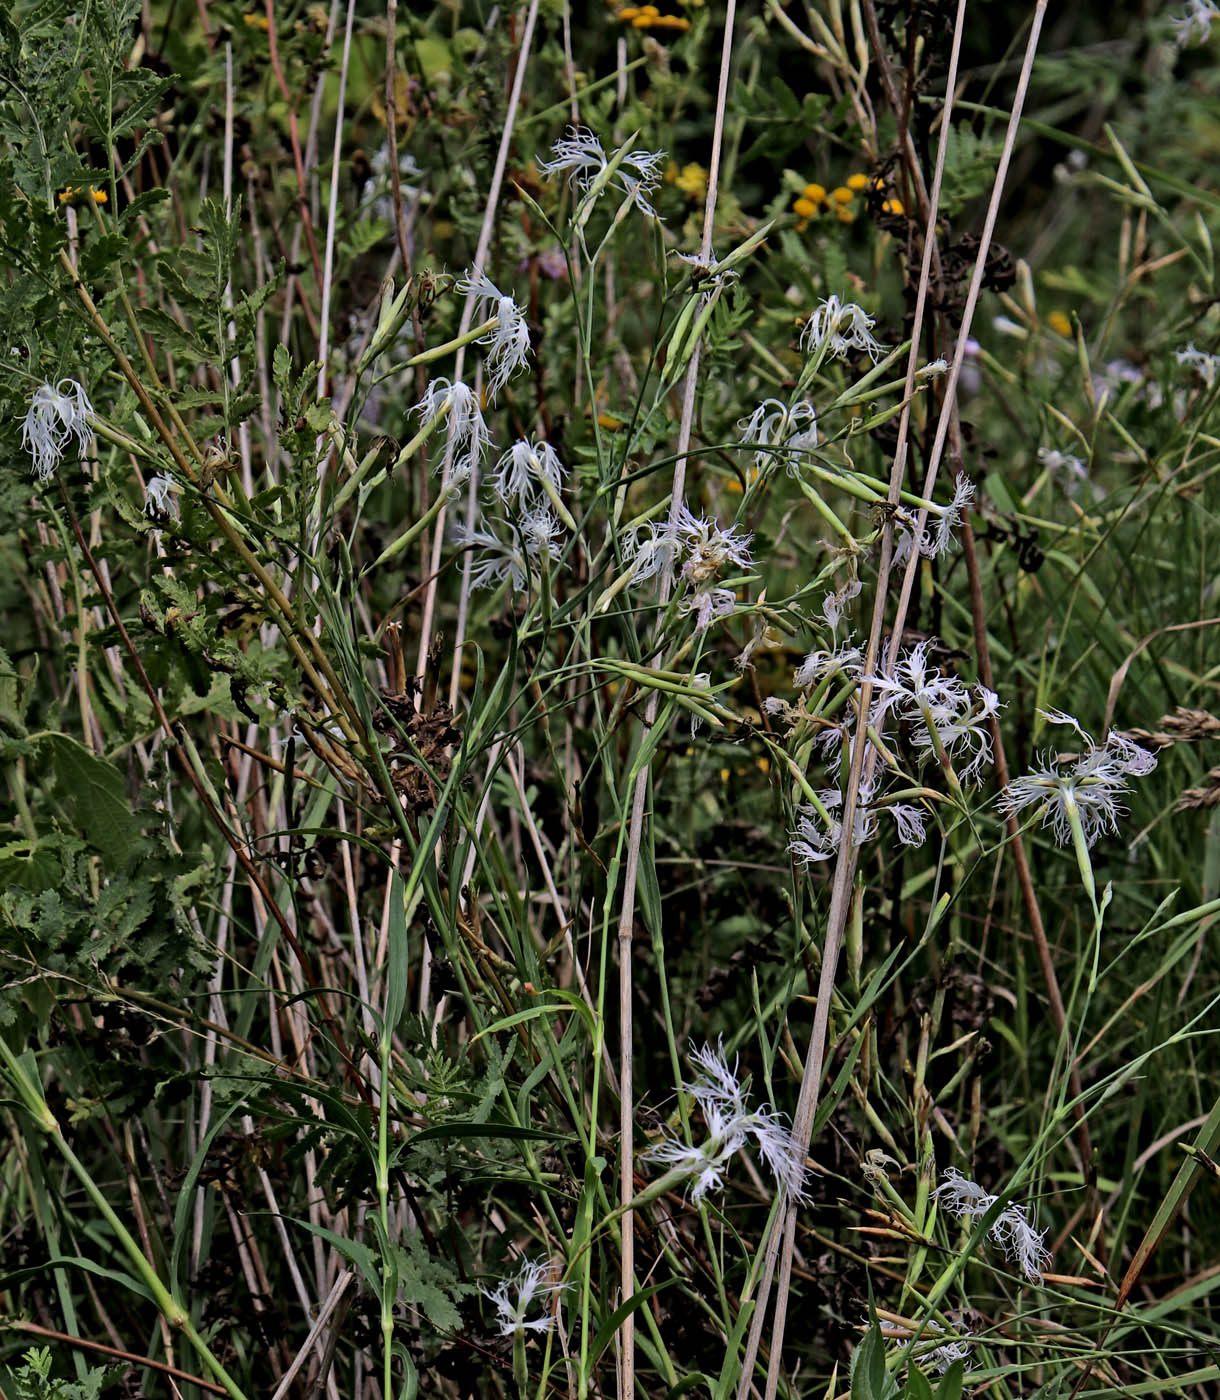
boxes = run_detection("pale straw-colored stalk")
[613,8,739,1398]
[749,8,1050,1398]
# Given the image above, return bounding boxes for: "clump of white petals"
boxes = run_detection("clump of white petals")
[674,505,754,587]
[1175,341,1220,387]
[822,577,862,632]
[491,438,566,509]
[998,707,1158,848]
[458,270,532,397]
[644,1040,807,1203]
[453,506,561,592]
[737,398,819,473]
[678,586,737,632]
[893,477,975,565]
[536,125,665,218]
[877,1316,974,1376]
[788,774,927,867]
[20,378,94,482]
[915,1322,974,1375]
[932,1166,1050,1283]
[868,640,1000,785]
[481,1256,565,1336]
[144,473,179,520]
[624,504,753,631]
[794,639,863,689]
[800,295,887,363]
[1172,0,1220,46]
[413,377,492,482]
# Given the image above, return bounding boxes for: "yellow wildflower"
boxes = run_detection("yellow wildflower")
[675,162,707,198]
[881,197,904,216]
[831,186,854,205]
[242,11,270,27]
[846,172,870,191]
[803,182,828,204]
[835,204,856,224]
[1047,309,1072,337]
[793,196,818,218]
[59,187,108,205]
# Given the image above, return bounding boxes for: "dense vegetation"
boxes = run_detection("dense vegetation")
[4,1,1220,1397]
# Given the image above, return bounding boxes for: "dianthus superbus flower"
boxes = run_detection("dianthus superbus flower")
[932,1166,1051,1283]
[458,270,532,397]
[800,295,886,363]
[737,398,818,473]
[1172,0,1220,46]
[536,126,666,218]
[867,640,999,785]
[413,377,492,482]
[788,775,927,866]
[481,1256,565,1336]
[998,708,1157,848]
[144,473,179,519]
[491,438,566,508]
[20,378,94,482]
[643,1039,807,1203]
[453,505,561,592]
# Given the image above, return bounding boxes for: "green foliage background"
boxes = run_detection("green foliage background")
[3,0,1220,1397]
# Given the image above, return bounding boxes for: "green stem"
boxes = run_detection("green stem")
[0,1039,252,1400]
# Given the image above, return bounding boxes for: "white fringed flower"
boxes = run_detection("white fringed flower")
[893,476,975,563]
[878,1316,975,1376]
[491,438,566,509]
[998,708,1158,848]
[673,505,754,586]
[822,577,862,632]
[1172,0,1220,46]
[787,776,927,867]
[1175,341,1220,387]
[932,1166,1051,1283]
[737,398,819,473]
[625,504,752,596]
[481,1256,564,1336]
[537,125,665,218]
[536,126,608,190]
[678,586,737,632]
[413,377,492,481]
[20,378,94,482]
[452,505,561,592]
[623,519,683,586]
[794,640,863,689]
[144,473,179,519]
[458,270,531,397]
[644,1040,807,1203]
[867,641,1000,785]
[800,295,886,363]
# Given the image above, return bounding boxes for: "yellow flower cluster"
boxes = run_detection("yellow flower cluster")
[59,187,108,205]
[1047,310,1072,337]
[666,161,708,200]
[242,12,271,29]
[792,172,904,230]
[617,5,691,29]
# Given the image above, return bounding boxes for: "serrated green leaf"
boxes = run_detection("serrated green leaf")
[44,734,142,865]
